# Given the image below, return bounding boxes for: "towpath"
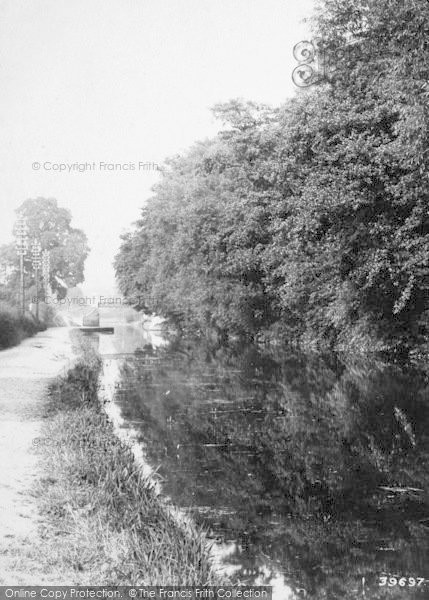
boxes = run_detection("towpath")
[0,327,74,584]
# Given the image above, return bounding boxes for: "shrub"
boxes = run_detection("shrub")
[0,302,46,350]
[0,305,20,348]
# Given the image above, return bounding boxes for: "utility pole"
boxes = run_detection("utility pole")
[15,216,29,316]
[42,249,51,297]
[31,240,42,320]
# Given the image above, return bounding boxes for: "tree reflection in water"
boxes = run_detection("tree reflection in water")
[111,338,429,599]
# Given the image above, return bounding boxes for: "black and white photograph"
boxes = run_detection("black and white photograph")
[0,0,429,598]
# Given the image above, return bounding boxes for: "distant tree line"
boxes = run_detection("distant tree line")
[115,0,429,353]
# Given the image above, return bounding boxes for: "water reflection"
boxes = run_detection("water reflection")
[99,323,429,599]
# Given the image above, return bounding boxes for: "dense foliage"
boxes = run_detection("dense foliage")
[0,197,90,304]
[0,302,45,349]
[115,0,429,352]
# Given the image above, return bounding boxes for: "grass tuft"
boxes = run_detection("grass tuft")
[35,341,222,584]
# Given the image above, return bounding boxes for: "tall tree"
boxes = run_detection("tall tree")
[1,197,90,302]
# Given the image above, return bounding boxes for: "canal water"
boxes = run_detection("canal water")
[90,314,429,599]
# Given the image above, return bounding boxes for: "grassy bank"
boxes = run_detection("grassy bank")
[35,344,222,584]
[0,302,46,350]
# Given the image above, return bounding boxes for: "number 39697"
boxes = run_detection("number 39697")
[379,576,426,587]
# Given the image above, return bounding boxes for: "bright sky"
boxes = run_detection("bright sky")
[0,0,314,296]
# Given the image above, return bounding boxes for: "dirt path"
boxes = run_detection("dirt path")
[0,327,75,584]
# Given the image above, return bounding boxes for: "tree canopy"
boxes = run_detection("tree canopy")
[0,197,89,303]
[115,0,429,353]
